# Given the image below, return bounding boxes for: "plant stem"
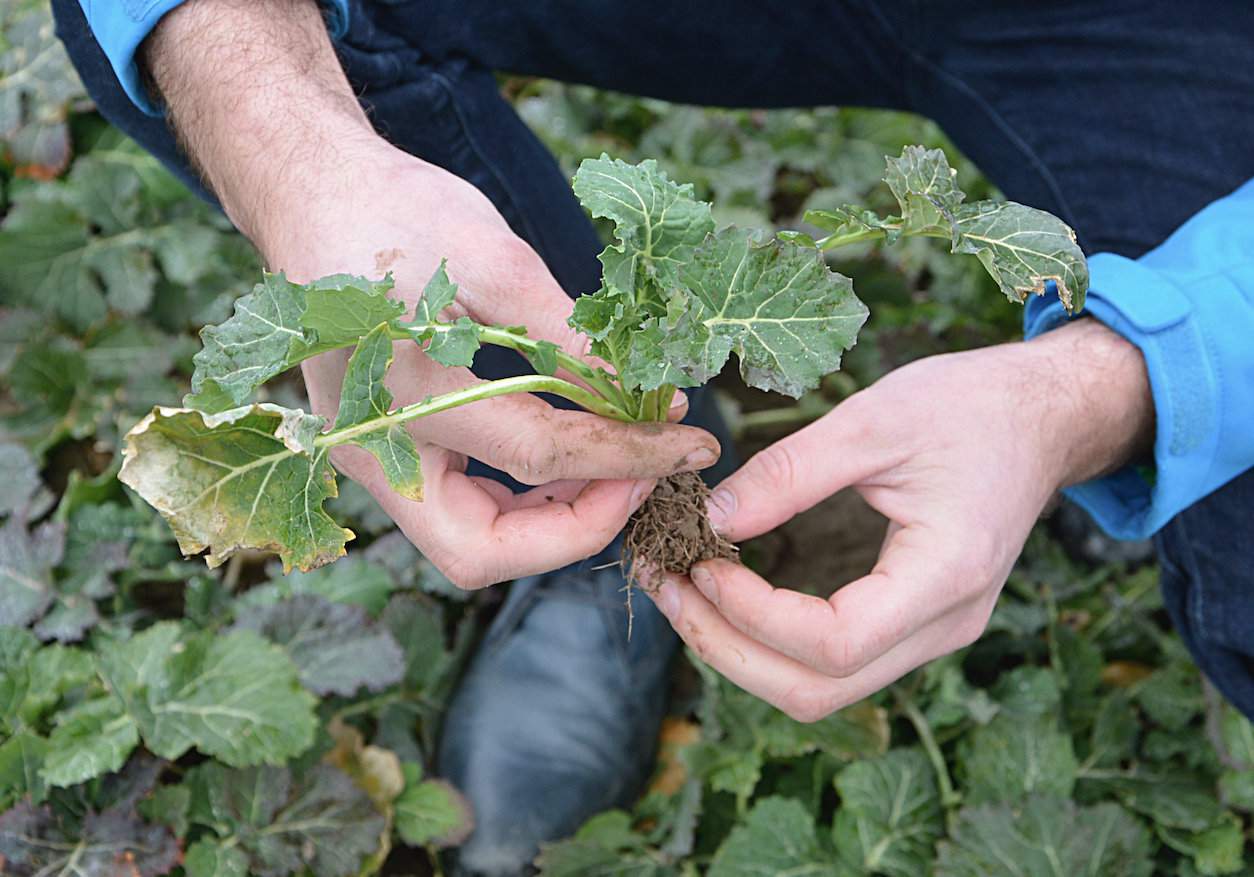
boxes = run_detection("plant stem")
[317,374,631,450]
[638,388,660,422]
[899,695,961,811]
[656,384,678,419]
[395,322,628,412]
[816,222,950,252]
[816,227,891,250]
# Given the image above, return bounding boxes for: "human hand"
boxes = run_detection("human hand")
[264,142,720,588]
[144,0,719,589]
[645,320,1153,721]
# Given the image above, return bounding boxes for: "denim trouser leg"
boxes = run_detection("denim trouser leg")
[54,0,1254,717]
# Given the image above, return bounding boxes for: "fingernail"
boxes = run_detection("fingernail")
[707,488,735,534]
[656,578,681,618]
[669,390,687,410]
[690,565,717,606]
[681,447,717,471]
[629,479,655,511]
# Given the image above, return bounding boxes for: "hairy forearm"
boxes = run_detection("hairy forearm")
[1028,318,1155,487]
[142,0,377,252]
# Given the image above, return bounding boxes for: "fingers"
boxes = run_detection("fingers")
[706,395,893,541]
[355,444,653,589]
[365,342,719,485]
[688,521,982,679]
[647,569,987,722]
[410,386,719,486]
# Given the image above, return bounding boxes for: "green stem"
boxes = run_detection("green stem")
[900,696,961,811]
[655,384,678,420]
[639,388,660,422]
[816,222,950,252]
[395,322,628,412]
[317,374,631,450]
[817,227,892,250]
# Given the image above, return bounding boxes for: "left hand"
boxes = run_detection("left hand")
[645,319,1153,722]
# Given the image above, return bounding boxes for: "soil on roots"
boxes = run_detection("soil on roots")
[624,470,738,588]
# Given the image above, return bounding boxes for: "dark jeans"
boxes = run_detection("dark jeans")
[54,0,1254,718]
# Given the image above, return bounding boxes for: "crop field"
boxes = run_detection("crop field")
[1,1,1252,874]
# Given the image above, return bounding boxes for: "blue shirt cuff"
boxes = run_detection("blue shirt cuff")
[1025,178,1254,539]
[77,0,351,116]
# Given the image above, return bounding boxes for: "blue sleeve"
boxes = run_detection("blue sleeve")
[76,0,351,116]
[1025,177,1254,540]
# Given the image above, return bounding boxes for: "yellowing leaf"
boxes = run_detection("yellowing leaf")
[119,403,351,573]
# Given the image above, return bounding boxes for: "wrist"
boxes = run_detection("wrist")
[1026,318,1155,489]
[142,0,380,249]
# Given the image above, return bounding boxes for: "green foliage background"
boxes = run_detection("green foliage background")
[1,2,1251,873]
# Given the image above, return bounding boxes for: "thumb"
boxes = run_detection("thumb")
[707,398,887,541]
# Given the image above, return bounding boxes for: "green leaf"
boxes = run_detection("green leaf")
[413,259,459,322]
[884,144,965,234]
[536,810,676,877]
[242,559,398,614]
[0,442,44,517]
[405,264,481,366]
[41,696,139,788]
[708,796,834,877]
[0,515,64,629]
[682,740,762,801]
[658,227,868,397]
[240,557,399,615]
[569,285,633,343]
[0,199,103,331]
[0,0,82,177]
[97,622,318,767]
[0,626,38,727]
[425,315,481,367]
[1219,770,1254,812]
[880,147,1087,312]
[298,273,405,357]
[1157,813,1247,876]
[394,762,474,848]
[118,403,352,572]
[1080,771,1226,832]
[138,784,191,838]
[572,155,715,297]
[186,761,386,877]
[185,272,307,411]
[1086,691,1140,768]
[188,270,403,413]
[1136,662,1204,731]
[527,339,561,376]
[990,666,1062,718]
[1221,705,1254,768]
[761,700,891,762]
[0,731,48,808]
[333,324,423,499]
[185,840,250,877]
[832,748,943,877]
[233,593,405,697]
[0,800,179,877]
[936,795,1153,877]
[59,502,144,599]
[82,321,176,381]
[958,713,1077,805]
[952,200,1089,311]
[920,656,999,729]
[91,245,157,315]
[380,593,456,694]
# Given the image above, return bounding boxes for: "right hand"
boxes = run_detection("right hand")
[258,139,720,588]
